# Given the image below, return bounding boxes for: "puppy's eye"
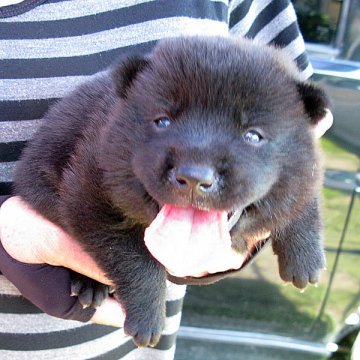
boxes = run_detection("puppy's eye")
[154,118,171,128]
[243,130,263,144]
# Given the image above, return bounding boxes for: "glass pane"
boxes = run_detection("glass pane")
[293,0,342,45]
[341,1,360,61]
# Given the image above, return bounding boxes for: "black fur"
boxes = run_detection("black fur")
[296,82,329,124]
[14,36,328,347]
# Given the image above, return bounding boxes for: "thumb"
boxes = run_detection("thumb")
[90,297,126,327]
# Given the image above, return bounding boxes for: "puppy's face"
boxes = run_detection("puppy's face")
[131,104,283,213]
[103,37,328,225]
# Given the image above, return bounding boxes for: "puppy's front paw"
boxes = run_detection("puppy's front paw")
[278,251,326,289]
[124,309,165,348]
[70,272,110,308]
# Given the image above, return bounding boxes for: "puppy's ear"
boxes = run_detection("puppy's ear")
[113,55,150,98]
[296,82,330,125]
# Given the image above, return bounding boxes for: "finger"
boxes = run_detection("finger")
[313,109,333,138]
[90,297,126,327]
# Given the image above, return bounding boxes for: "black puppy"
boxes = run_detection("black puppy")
[14,36,327,347]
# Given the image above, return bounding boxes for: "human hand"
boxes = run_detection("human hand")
[0,196,125,327]
[314,108,333,138]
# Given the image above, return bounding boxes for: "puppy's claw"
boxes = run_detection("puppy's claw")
[70,281,83,297]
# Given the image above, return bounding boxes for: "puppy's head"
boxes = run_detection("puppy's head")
[103,36,328,226]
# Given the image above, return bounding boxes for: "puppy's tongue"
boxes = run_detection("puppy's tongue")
[144,204,246,277]
[146,204,230,244]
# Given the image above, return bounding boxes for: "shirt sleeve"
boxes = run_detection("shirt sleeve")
[0,199,96,322]
[229,0,313,80]
[0,239,96,321]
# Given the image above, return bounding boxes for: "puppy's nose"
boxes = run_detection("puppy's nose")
[173,165,216,194]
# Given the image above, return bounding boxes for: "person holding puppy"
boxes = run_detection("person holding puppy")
[0,1,332,359]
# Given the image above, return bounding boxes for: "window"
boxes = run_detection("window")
[293,0,360,61]
[293,0,341,45]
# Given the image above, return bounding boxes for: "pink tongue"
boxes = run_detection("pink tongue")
[144,204,232,276]
[146,204,229,244]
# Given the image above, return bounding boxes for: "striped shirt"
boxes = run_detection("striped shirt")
[0,0,311,359]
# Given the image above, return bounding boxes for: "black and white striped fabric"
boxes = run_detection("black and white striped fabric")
[0,274,186,359]
[0,0,311,358]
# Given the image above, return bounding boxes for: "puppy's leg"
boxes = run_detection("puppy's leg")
[59,165,167,347]
[73,227,167,348]
[110,243,167,348]
[272,198,326,289]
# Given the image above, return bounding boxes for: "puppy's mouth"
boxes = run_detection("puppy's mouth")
[144,204,270,285]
